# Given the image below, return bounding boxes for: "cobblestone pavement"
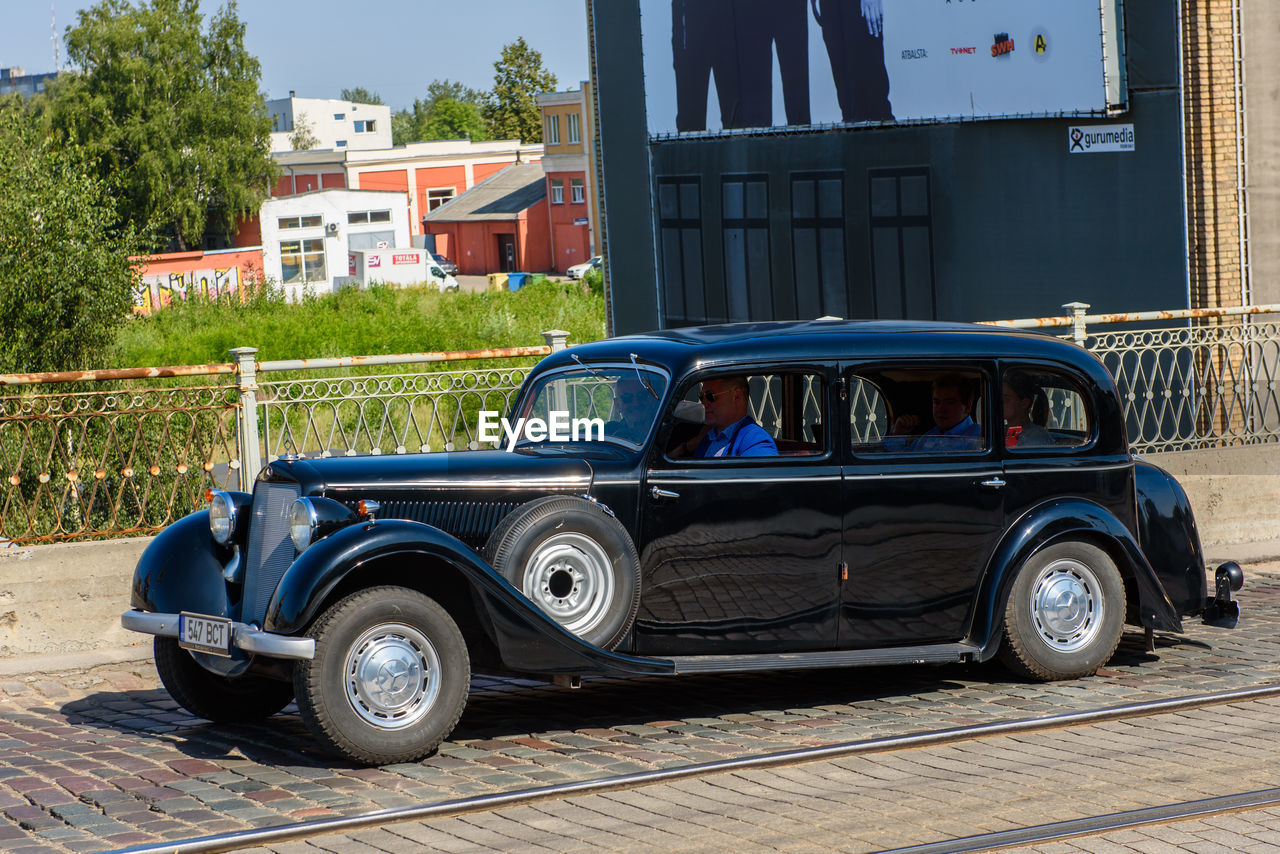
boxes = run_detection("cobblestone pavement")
[236,695,1280,853]
[0,562,1277,853]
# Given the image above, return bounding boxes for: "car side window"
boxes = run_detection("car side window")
[664,371,826,459]
[850,367,988,455]
[1001,366,1093,450]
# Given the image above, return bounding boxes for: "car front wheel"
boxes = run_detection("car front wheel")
[154,637,295,722]
[293,586,470,765]
[998,540,1125,681]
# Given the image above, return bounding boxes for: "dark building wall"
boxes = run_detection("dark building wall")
[594,1,1189,334]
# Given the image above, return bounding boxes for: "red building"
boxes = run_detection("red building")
[422,162,551,275]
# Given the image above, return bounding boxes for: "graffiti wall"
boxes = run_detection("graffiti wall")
[133,249,264,315]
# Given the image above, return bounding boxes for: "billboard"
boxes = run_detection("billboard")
[641,0,1125,136]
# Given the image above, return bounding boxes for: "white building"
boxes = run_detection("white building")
[267,92,393,153]
[260,189,412,301]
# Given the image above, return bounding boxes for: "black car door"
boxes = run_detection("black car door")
[838,361,1007,648]
[632,367,842,655]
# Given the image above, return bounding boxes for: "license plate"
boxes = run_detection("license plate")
[178,612,232,657]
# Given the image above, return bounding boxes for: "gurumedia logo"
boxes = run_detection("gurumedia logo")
[991,33,1014,58]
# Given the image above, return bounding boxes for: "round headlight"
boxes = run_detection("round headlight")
[208,490,237,545]
[290,498,318,553]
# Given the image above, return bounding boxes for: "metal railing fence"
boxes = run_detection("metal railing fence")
[3,305,1280,544]
[0,332,566,544]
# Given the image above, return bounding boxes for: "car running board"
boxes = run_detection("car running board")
[663,642,980,675]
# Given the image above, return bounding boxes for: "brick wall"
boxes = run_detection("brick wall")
[1182,0,1247,310]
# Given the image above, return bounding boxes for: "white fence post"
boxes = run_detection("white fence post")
[1063,302,1091,347]
[542,329,570,352]
[231,347,262,492]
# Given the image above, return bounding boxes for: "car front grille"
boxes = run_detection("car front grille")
[242,481,301,627]
[379,500,521,550]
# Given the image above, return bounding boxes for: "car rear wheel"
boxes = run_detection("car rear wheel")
[154,637,295,722]
[293,586,470,765]
[998,540,1125,681]
[484,496,641,650]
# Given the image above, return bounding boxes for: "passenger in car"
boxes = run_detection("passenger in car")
[604,378,659,443]
[671,376,778,458]
[1003,372,1054,448]
[884,373,983,452]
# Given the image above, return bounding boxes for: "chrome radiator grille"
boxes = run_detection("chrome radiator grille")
[379,500,521,550]
[242,481,301,626]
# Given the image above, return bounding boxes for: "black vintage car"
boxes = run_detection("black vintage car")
[122,320,1242,765]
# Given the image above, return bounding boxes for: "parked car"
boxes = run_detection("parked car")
[567,255,601,279]
[122,320,1242,765]
[430,252,458,277]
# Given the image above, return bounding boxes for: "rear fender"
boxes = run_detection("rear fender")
[267,519,671,677]
[971,499,1182,659]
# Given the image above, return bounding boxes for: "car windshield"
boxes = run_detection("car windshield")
[505,366,667,450]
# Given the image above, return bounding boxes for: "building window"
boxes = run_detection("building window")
[550,178,564,204]
[426,188,455,211]
[545,114,560,145]
[570,177,585,204]
[868,167,935,319]
[791,172,848,319]
[278,215,322,230]
[333,113,345,120]
[354,119,376,133]
[657,177,705,326]
[348,210,392,224]
[567,112,581,144]
[279,238,326,284]
[336,140,347,148]
[722,175,771,322]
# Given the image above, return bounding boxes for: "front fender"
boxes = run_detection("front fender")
[971,499,1182,658]
[131,510,233,618]
[267,519,672,677]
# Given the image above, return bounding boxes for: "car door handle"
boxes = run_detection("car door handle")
[650,486,680,501]
[980,477,1006,489]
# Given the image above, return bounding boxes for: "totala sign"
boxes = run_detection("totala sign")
[642,0,1125,136]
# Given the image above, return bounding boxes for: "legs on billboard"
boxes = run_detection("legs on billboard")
[814,0,894,122]
[672,0,811,131]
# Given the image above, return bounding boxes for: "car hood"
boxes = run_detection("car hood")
[262,450,594,499]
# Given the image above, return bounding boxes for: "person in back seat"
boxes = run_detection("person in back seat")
[884,373,983,452]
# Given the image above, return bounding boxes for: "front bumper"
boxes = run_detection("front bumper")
[121,609,316,660]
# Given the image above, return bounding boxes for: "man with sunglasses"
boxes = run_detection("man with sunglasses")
[671,376,777,458]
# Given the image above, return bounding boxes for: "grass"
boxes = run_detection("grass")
[111,280,608,367]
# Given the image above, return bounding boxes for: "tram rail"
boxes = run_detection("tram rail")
[105,682,1280,854]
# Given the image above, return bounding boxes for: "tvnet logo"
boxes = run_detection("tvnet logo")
[951,47,976,55]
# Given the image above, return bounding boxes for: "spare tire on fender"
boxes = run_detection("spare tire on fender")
[484,495,641,650]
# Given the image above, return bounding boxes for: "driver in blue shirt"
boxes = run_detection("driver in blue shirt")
[671,376,778,458]
[884,373,983,452]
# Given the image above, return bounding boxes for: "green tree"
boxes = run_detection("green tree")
[43,0,274,251]
[340,87,384,105]
[423,79,484,112]
[289,111,319,150]
[484,38,557,143]
[425,98,488,141]
[0,96,144,372]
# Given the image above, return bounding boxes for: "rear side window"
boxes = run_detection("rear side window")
[1001,366,1092,450]
[849,367,988,455]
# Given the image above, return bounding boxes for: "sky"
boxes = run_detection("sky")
[0,1,590,109]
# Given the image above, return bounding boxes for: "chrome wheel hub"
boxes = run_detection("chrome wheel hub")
[523,532,614,635]
[1029,558,1103,652]
[344,622,441,730]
